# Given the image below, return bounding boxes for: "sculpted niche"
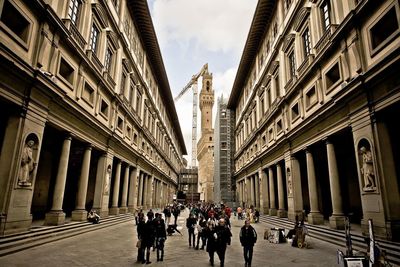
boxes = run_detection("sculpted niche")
[18,134,39,187]
[358,139,377,192]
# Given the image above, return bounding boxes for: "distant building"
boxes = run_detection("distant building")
[178,167,199,203]
[214,96,235,207]
[197,69,214,202]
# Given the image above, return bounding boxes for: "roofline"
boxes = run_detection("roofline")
[127,0,187,155]
[227,0,276,109]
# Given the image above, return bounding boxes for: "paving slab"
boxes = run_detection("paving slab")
[0,209,340,267]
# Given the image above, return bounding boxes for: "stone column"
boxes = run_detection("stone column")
[286,156,304,221]
[72,145,92,221]
[128,167,137,213]
[148,175,154,208]
[259,169,269,214]
[250,175,255,207]
[109,160,122,215]
[142,173,148,209]
[120,165,130,214]
[45,135,72,225]
[277,163,287,217]
[254,173,260,209]
[268,167,277,215]
[326,139,345,229]
[137,171,143,207]
[93,152,114,218]
[306,148,324,224]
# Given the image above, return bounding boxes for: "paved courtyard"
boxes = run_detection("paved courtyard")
[0,209,340,267]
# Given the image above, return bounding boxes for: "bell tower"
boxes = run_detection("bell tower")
[197,69,214,202]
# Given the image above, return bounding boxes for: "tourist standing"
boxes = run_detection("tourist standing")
[141,218,156,264]
[154,213,167,261]
[239,219,257,267]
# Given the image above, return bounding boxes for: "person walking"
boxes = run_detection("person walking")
[239,219,257,267]
[186,213,197,248]
[205,220,217,266]
[154,213,167,262]
[173,205,180,225]
[163,205,172,226]
[196,214,207,250]
[214,218,232,267]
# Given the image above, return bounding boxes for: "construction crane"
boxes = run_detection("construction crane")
[174,63,209,168]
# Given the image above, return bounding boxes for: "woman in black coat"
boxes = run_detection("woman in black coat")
[205,221,217,266]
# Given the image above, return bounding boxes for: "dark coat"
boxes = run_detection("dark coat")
[239,225,257,247]
[214,225,232,248]
[205,227,217,252]
[186,217,197,231]
[141,220,156,247]
[155,218,167,238]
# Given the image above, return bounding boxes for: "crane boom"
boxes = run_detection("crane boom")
[174,63,209,167]
[174,63,208,101]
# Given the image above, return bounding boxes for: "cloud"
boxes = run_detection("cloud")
[149,0,258,165]
[152,0,257,55]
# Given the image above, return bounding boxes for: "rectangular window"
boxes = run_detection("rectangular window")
[305,86,317,108]
[1,0,31,43]
[321,1,331,31]
[303,28,311,57]
[82,82,95,105]
[291,103,300,122]
[277,119,282,133]
[89,23,100,53]
[260,94,265,116]
[100,99,109,118]
[120,72,126,96]
[369,6,399,51]
[104,47,113,72]
[117,116,123,130]
[289,51,296,79]
[126,125,132,139]
[325,62,341,91]
[136,90,142,113]
[59,58,75,85]
[68,0,81,25]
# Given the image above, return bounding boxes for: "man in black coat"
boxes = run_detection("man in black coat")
[154,214,167,261]
[239,219,257,267]
[186,213,197,247]
[214,218,232,267]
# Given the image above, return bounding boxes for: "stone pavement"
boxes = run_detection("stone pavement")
[0,209,340,267]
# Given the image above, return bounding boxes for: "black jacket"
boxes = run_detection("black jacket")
[239,225,257,247]
[214,225,232,248]
[186,217,197,230]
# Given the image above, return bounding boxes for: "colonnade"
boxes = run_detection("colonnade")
[236,138,345,228]
[43,134,174,225]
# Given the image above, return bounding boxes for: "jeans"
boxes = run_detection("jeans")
[243,245,253,265]
[188,229,195,246]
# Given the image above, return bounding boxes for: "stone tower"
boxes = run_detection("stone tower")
[197,70,214,202]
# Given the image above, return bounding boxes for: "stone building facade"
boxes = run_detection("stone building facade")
[0,0,186,235]
[214,96,235,207]
[227,0,400,240]
[178,167,199,203]
[197,69,214,202]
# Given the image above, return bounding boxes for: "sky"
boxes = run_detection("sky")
[147,0,258,165]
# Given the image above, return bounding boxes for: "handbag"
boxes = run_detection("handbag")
[136,240,141,248]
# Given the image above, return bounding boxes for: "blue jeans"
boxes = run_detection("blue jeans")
[243,245,253,265]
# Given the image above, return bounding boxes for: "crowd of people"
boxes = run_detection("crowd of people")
[134,202,258,267]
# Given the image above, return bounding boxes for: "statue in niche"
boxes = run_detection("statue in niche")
[286,168,293,197]
[104,164,112,194]
[359,145,376,192]
[18,139,37,186]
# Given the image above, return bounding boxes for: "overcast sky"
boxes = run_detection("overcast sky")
[148,0,258,164]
